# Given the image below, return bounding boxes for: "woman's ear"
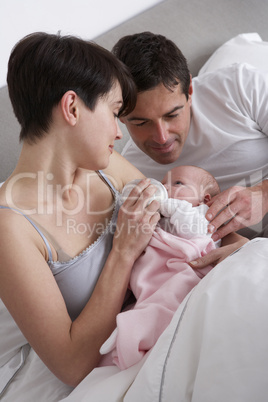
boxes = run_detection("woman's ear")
[60,91,79,126]
[204,193,211,204]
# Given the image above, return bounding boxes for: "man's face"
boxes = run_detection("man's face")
[120,81,193,164]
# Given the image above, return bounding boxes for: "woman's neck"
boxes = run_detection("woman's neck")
[3,139,92,211]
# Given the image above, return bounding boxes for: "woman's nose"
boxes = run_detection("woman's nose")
[115,119,123,140]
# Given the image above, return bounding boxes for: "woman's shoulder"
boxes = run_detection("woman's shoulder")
[0,205,50,264]
[103,151,145,192]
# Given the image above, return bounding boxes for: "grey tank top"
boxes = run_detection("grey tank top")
[0,170,121,320]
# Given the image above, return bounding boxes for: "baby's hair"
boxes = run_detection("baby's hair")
[199,168,220,198]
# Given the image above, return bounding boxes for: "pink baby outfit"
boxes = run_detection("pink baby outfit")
[100,199,216,369]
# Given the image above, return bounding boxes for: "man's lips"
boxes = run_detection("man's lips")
[149,141,176,154]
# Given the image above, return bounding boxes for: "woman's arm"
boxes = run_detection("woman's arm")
[0,180,160,387]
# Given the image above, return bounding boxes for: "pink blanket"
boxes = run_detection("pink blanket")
[100,227,215,369]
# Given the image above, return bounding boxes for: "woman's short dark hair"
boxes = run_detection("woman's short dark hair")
[7,32,136,142]
[112,32,190,98]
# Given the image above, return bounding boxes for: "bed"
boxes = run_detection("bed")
[62,238,268,402]
[1,0,268,400]
[4,238,268,401]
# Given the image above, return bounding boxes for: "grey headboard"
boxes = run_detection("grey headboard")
[95,0,268,78]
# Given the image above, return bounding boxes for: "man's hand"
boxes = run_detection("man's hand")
[189,233,249,269]
[205,183,268,240]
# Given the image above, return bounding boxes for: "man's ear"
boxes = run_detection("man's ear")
[188,75,193,104]
[204,193,211,204]
[61,91,79,126]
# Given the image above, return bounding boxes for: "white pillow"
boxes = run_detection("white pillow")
[199,33,268,75]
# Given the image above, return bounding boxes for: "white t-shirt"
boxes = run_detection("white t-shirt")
[122,63,268,237]
[122,63,268,189]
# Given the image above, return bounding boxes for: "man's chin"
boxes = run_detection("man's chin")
[148,152,179,165]
[144,141,182,165]
[145,145,181,165]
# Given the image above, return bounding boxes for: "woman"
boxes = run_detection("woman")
[0,32,160,397]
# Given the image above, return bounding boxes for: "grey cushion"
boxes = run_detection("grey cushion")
[1,0,268,181]
[0,86,21,182]
[95,0,268,77]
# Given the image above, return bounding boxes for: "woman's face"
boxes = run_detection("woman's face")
[76,82,123,170]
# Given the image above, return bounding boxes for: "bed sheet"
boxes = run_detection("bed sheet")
[61,237,268,402]
[2,238,267,401]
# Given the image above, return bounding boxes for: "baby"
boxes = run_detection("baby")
[100,165,220,369]
[159,165,220,239]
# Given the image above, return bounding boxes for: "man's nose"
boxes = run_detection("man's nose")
[152,120,169,144]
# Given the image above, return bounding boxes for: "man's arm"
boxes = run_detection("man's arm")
[189,232,249,269]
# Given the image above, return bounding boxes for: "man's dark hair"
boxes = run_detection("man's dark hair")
[7,32,136,142]
[112,32,190,97]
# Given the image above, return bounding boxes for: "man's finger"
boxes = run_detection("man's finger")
[189,250,220,269]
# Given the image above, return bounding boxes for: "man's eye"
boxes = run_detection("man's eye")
[174,181,183,185]
[167,113,178,119]
[134,121,147,127]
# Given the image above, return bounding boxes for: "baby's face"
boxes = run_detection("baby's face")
[162,166,203,207]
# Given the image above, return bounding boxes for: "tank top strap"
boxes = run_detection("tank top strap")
[97,170,118,196]
[0,206,53,262]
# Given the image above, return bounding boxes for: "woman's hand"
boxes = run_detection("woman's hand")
[189,232,249,269]
[206,183,268,240]
[113,178,160,263]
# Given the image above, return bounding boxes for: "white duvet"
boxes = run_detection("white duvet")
[2,238,268,402]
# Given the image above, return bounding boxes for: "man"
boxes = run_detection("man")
[112,32,268,241]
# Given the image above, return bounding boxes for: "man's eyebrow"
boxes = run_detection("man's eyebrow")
[127,116,149,122]
[163,106,184,116]
[127,105,184,122]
